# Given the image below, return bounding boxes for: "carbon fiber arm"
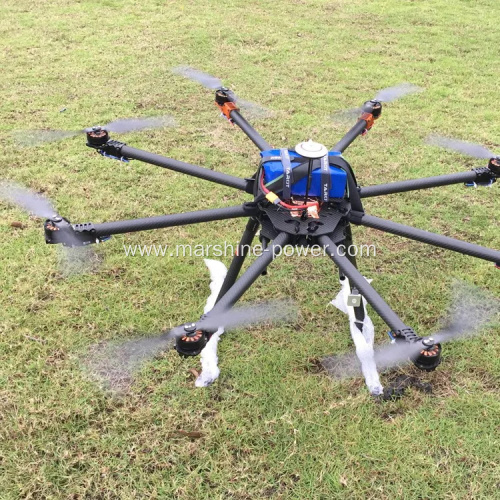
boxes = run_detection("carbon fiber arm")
[331,119,368,153]
[319,234,410,332]
[110,144,253,193]
[359,168,494,198]
[352,214,500,264]
[229,109,272,151]
[74,203,259,238]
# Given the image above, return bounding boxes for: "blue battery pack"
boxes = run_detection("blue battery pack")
[260,149,347,199]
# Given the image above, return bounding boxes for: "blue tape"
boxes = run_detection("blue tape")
[98,150,130,163]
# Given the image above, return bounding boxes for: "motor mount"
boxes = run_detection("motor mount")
[44,216,101,247]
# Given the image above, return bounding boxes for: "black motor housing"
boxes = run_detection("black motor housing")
[175,324,209,357]
[413,343,442,371]
[86,126,109,147]
[488,157,500,176]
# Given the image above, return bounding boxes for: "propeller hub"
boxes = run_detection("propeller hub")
[422,337,435,347]
[362,100,382,118]
[183,322,197,333]
[215,88,236,106]
[370,99,382,118]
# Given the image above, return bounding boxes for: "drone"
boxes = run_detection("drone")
[3,68,500,395]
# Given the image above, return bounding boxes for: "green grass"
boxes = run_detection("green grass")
[1,0,499,498]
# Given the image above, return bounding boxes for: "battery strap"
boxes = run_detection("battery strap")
[328,155,363,213]
[320,155,331,202]
[280,148,294,199]
[265,158,324,193]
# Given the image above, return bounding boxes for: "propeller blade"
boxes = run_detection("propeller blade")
[104,115,177,134]
[171,65,223,89]
[331,83,422,122]
[0,181,57,219]
[12,129,80,147]
[234,97,274,119]
[431,281,499,343]
[322,281,499,378]
[374,83,422,103]
[425,134,495,159]
[84,333,178,392]
[13,113,177,148]
[0,181,101,275]
[198,300,296,331]
[330,107,363,123]
[171,65,273,119]
[83,300,295,391]
[57,245,102,277]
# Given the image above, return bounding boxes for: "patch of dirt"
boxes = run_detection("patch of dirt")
[306,354,362,380]
[380,373,432,401]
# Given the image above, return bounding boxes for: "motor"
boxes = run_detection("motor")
[412,337,442,371]
[175,323,210,357]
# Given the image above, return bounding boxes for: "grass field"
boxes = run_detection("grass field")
[1,0,499,498]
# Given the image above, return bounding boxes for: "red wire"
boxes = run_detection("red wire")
[260,172,319,211]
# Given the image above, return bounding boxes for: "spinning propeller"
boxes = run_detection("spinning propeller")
[12,115,177,148]
[322,282,499,378]
[171,65,272,118]
[425,135,500,160]
[0,182,100,275]
[331,83,423,122]
[83,300,296,392]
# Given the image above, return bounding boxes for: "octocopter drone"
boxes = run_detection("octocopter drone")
[3,67,500,394]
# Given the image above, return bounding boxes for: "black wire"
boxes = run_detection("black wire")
[302,158,314,218]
